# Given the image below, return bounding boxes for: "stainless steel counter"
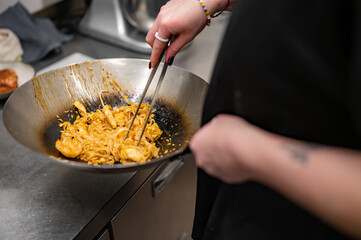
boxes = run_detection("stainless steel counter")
[0,10,229,239]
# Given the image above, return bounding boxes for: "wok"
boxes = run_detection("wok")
[3,58,208,172]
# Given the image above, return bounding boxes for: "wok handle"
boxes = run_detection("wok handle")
[151,145,192,197]
[152,158,184,198]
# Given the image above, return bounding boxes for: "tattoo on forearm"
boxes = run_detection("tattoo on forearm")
[282,142,321,163]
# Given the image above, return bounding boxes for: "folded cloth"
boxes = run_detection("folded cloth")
[0,3,73,63]
[0,28,23,62]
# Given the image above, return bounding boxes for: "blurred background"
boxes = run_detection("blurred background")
[0,0,62,14]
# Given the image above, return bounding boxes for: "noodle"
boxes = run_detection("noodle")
[55,93,163,165]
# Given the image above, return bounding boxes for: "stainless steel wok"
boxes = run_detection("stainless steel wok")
[3,58,208,172]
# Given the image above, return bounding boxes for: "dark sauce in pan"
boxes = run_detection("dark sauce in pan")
[42,93,189,163]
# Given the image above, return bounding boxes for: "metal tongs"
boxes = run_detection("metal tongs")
[124,38,172,145]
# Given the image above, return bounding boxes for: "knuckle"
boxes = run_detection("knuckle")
[172,47,180,54]
[145,35,152,45]
[160,5,166,12]
[153,44,164,51]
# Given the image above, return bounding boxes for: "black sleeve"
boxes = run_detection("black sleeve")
[203,0,361,149]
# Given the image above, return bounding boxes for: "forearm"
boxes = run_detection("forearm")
[250,132,361,238]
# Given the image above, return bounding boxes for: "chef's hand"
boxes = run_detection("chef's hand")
[190,114,266,184]
[146,0,229,68]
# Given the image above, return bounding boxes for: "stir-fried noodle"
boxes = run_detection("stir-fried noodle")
[55,91,162,165]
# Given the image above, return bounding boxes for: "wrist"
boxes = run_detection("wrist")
[228,124,276,182]
[202,0,227,16]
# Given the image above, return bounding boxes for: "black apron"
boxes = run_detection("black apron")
[192,0,361,239]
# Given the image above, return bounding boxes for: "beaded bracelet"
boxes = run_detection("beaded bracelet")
[199,0,211,26]
[199,0,230,26]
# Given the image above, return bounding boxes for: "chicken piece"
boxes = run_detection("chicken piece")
[146,122,163,141]
[76,122,88,135]
[0,69,18,93]
[73,101,87,117]
[102,105,117,128]
[55,138,82,158]
[121,146,145,162]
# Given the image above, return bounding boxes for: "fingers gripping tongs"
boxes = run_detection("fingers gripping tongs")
[124,38,172,145]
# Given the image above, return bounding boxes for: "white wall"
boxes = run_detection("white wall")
[0,0,62,14]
